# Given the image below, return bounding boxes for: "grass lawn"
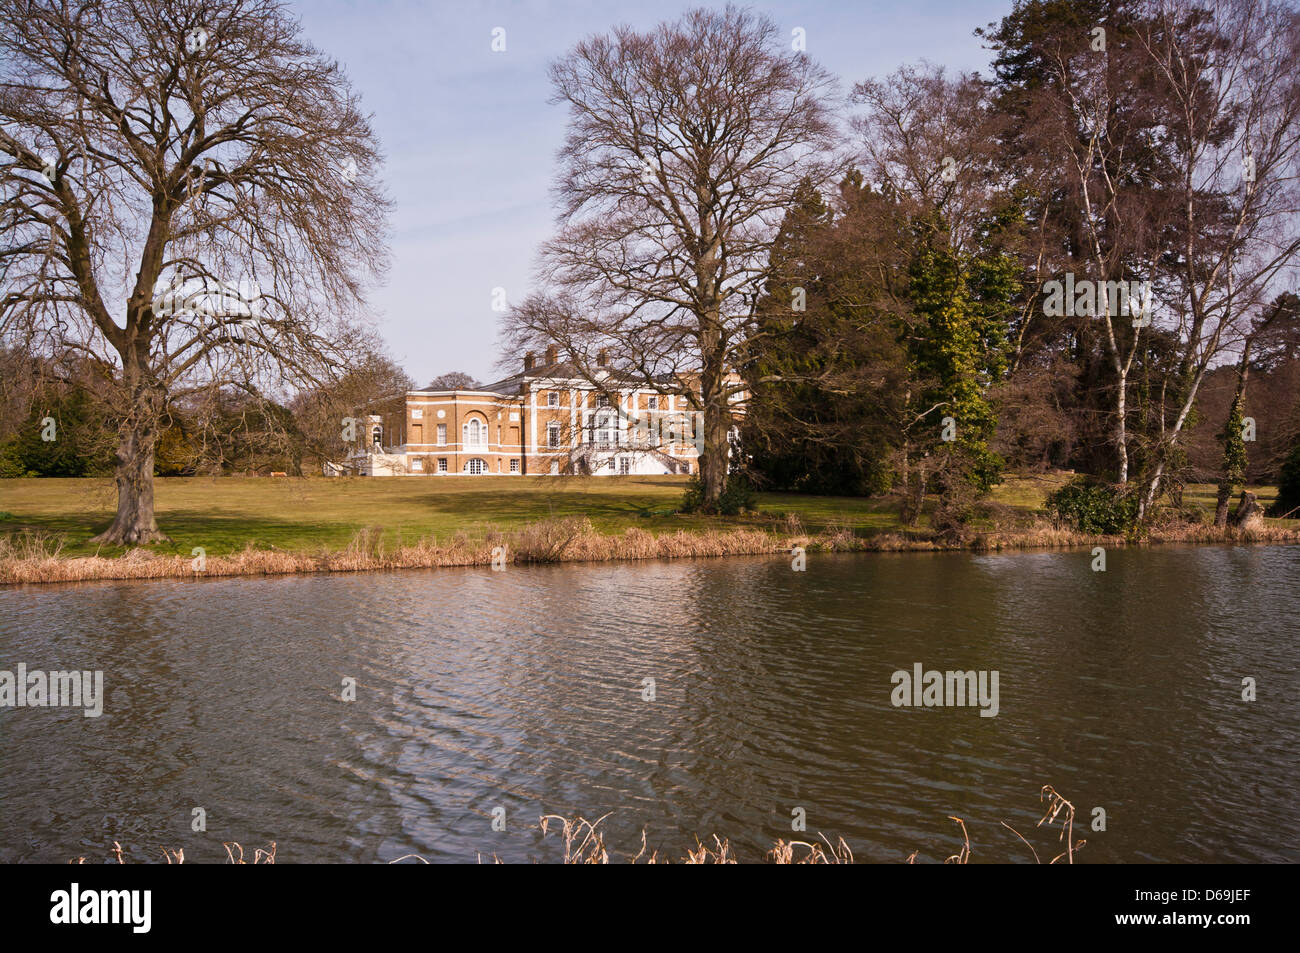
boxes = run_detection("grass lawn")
[0,472,1289,559]
[0,474,886,558]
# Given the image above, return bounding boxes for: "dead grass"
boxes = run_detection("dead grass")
[534,784,1082,863]
[69,786,1090,864]
[69,840,276,864]
[4,511,1298,585]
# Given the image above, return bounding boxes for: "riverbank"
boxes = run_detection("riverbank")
[3,511,1299,585]
[2,473,1297,584]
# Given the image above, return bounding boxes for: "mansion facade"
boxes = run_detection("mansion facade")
[337,346,740,477]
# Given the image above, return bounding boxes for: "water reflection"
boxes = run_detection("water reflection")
[1,545,1296,863]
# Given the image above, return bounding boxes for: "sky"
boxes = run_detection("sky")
[290,0,1015,386]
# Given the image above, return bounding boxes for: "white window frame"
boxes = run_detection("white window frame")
[436,423,446,446]
[464,418,487,449]
[594,409,617,447]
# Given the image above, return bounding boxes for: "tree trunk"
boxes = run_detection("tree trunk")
[694,279,729,511]
[1115,369,1129,485]
[1213,482,1233,527]
[1214,344,1253,528]
[92,365,169,545]
[93,426,168,545]
[1231,490,1264,530]
[902,464,927,527]
[697,377,730,512]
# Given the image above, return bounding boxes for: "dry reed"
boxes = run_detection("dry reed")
[5,515,1297,586]
[70,786,1086,864]
[69,840,276,864]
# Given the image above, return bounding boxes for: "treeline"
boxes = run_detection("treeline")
[742,0,1300,526]
[0,347,412,478]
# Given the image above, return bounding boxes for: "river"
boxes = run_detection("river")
[1,545,1296,863]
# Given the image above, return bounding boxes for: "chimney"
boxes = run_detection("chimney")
[524,351,536,372]
[597,348,609,367]
[545,344,559,365]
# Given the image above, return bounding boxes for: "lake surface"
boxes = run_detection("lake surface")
[1,546,1297,863]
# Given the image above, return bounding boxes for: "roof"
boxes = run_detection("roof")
[480,361,656,395]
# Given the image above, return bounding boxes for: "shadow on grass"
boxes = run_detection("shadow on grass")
[0,512,363,558]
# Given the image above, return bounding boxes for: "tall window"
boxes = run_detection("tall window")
[464,418,486,448]
[436,423,446,446]
[547,422,561,448]
[371,424,382,449]
[594,410,617,447]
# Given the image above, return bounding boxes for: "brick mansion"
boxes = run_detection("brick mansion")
[335,346,744,477]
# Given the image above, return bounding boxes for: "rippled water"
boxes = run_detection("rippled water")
[1,545,1296,863]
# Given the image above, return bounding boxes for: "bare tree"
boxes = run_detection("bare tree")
[425,370,479,390]
[852,65,1012,260]
[1133,0,1300,516]
[0,0,388,542]
[290,347,411,469]
[1025,9,1174,486]
[503,5,840,510]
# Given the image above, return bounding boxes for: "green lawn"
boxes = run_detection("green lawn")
[0,474,895,558]
[0,472,1289,559]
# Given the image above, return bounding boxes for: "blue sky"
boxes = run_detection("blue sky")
[290,0,1014,386]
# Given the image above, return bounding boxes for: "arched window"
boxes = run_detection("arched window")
[371,424,383,449]
[463,418,486,448]
[464,458,487,475]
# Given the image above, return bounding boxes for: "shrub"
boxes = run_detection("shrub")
[1269,441,1300,518]
[0,442,27,478]
[680,474,757,516]
[929,479,979,544]
[1046,477,1139,535]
